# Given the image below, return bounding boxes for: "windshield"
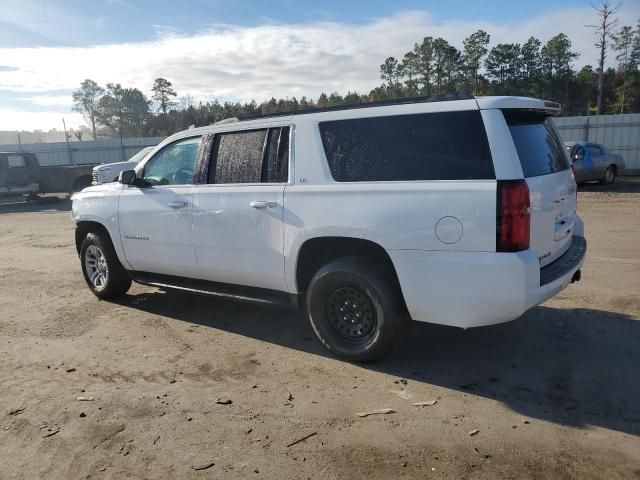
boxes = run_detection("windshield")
[503,110,570,177]
[127,146,154,164]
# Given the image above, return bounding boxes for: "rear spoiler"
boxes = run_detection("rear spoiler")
[476,97,562,115]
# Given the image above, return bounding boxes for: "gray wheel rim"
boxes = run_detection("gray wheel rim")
[606,168,614,183]
[84,245,109,290]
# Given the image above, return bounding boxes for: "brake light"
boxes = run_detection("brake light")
[497,180,530,252]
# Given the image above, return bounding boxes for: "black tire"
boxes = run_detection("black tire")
[306,257,405,362]
[600,166,616,185]
[80,232,131,299]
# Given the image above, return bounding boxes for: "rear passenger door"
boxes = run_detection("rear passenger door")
[192,126,290,292]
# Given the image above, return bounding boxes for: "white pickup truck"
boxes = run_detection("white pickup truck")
[71,95,586,362]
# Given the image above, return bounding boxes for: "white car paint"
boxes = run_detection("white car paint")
[92,146,155,185]
[72,96,584,329]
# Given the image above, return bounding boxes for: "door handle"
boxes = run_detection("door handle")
[168,200,189,209]
[250,200,278,209]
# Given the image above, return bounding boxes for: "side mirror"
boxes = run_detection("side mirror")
[118,169,137,185]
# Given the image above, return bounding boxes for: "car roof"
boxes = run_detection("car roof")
[162,95,562,146]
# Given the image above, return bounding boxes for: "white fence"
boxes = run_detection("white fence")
[553,114,640,175]
[0,137,166,166]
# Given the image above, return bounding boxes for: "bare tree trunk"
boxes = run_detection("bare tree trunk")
[597,40,605,114]
[589,1,619,115]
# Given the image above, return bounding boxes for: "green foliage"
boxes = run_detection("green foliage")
[96,83,150,137]
[151,78,177,115]
[72,79,104,140]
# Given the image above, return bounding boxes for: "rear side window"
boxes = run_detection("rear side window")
[319,111,494,182]
[208,127,290,184]
[503,110,569,178]
[587,145,603,157]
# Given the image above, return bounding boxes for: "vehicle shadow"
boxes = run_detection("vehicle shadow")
[0,196,71,214]
[118,289,640,437]
[578,176,640,194]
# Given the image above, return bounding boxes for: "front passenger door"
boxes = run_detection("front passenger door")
[119,136,202,278]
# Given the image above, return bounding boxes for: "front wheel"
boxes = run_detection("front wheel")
[80,232,131,299]
[600,166,616,185]
[306,257,405,362]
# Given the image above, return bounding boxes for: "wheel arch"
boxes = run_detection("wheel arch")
[75,220,112,254]
[294,236,404,299]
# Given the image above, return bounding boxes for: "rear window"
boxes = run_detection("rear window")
[7,155,26,167]
[319,111,494,182]
[503,110,569,178]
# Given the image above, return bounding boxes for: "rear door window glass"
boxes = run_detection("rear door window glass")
[207,127,290,184]
[263,127,290,183]
[319,111,494,182]
[503,110,569,177]
[7,155,26,167]
[209,130,267,184]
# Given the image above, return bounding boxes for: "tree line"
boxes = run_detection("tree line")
[72,6,640,140]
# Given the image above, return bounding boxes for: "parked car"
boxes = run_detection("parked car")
[0,151,94,197]
[92,146,155,185]
[565,141,625,185]
[71,95,586,362]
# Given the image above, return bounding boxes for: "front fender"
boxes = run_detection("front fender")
[72,189,131,270]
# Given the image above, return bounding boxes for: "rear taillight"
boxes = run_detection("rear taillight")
[497,180,530,252]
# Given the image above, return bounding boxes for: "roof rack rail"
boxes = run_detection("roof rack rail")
[238,92,474,121]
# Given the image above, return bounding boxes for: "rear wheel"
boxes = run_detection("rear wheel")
[306,257,405,362]
[80,232,131,299]
[600,166,616,185]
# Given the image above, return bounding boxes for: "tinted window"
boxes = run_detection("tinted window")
[207,127,290,184]
[587,145,603,157]
[263,127,289,183]
[7,155,26,167]
[319,111,494,182]
[143,136,200,186]
[209,130,267,184]
[504,110,569,177]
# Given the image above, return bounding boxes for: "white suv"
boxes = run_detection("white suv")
[71,95,586,362]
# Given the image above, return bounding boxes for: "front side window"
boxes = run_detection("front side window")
[319,111,494,182]
[142,137,201,186]
[7,155,26,168]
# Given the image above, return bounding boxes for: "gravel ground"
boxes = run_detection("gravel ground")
[1,179,639,479]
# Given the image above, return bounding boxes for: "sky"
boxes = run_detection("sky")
[0,0,639,132]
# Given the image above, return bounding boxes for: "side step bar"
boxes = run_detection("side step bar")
[130,272,299,308]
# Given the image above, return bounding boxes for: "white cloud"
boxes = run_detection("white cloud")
[0,109,83,131]
[17,95,74,106]
[0,4,639,132]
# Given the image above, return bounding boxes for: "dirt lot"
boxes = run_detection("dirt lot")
[1,179,639,480]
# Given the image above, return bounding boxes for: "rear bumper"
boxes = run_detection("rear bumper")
[540,236,586,286]
[389,235,586,329]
